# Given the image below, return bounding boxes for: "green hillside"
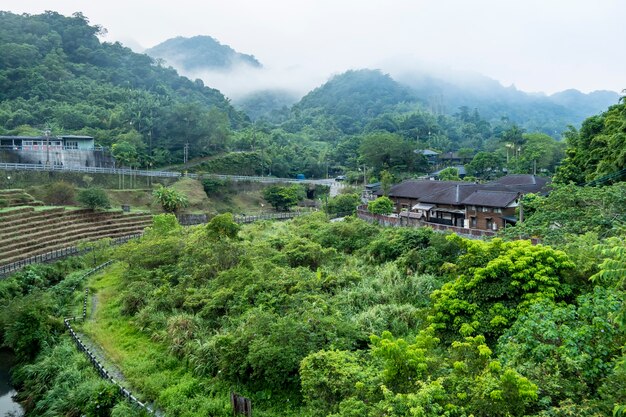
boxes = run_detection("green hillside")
[555,99,626,184]
[2,210,624,416]
[0,11,248,165]
[145,35,262,72]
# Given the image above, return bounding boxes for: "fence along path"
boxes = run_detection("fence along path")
[0,210,309,277]
[0,162,339,186]
[64,261,161,416]
[0,234,141,278]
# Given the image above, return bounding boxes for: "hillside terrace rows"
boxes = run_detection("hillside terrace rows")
[0,188,44,207]
[0,205,153,266]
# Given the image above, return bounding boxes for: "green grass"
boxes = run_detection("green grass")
[79,263,232,417]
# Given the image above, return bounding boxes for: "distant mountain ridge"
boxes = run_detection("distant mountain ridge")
[393,69,620,134]
[288,69,620,137]
[146,35,262,72]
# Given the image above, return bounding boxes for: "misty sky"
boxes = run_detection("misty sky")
[2,0,625,96]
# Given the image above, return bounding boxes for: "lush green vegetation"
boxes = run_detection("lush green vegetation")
[1,10,625,417]
[77,186,111,210]
[367,196,394,215]
[500,183,626,246]
[3,211,622,416]
[0,11,246,166]
[262,184,305,211]
[555,99,626,184]
[153,185,189,213]
[0,257,150,416]
[145,35,262,72]
[0,11,578,181]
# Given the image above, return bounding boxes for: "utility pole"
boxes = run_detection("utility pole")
[44,128,51,166]
[183,142,189,165]
[363,164,367,187]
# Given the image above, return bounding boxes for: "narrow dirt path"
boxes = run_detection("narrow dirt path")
[76,289,164,416]
[74,293,127,384]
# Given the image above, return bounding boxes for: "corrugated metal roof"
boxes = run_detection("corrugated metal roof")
[430,165,467,176]
[416,149,439,156]
[0,135,94,140]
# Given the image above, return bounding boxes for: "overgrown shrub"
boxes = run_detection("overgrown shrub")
[77,187,110,210]
[262,184,305,211]
[44,181,75,205]
[367,196,394,214]
[324,193,360,216]
[153,185,189,213]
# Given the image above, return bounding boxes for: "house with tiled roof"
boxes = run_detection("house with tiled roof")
[382,174,550,231]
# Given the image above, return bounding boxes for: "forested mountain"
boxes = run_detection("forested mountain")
[233,89,299,122]
[395,70,620,136]
[286,69,417,135]
[555,98,626,184]
[0,11,618,180]
[224,69,567,180]
[145,35,262,72]
[0,11,248,164]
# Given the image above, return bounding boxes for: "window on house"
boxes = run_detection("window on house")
[470,216,477,227]
[494,208,502,213]
[486,218,494,230]
[65,141,78,150]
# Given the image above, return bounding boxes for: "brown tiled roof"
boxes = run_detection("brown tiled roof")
[419,183,480,205]
[462,190,519,207]
[387,175,550,208]
[387,180,466,199]
[490,174,550,190]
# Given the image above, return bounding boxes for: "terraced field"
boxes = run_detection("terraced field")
[0,198,153,267]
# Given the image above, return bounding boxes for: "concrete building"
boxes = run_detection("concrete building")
[0,135,114,168]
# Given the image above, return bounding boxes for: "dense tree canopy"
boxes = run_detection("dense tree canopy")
[555,99,626,184]
[1,209,624,416]
[0,11,247,165]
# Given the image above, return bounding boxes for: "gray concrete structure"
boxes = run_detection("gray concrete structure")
[0,135,114,168]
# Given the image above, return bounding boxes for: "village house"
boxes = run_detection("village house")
[381,174,550,232]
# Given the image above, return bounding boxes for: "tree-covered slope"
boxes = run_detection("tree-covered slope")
[555,98,626,184]
[0,11,248,164]
[145,35,262,72]
[397,70,621,136]
[3,212,623,416]
[233,89,299,122]
[286,69,418,135]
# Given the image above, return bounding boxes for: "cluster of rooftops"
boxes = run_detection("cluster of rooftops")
[375,174,550,231]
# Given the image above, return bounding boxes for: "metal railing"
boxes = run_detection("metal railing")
[0,162,339,185]
[64,317,158,415]
[62,260,159,415]
[0,234,140,278]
